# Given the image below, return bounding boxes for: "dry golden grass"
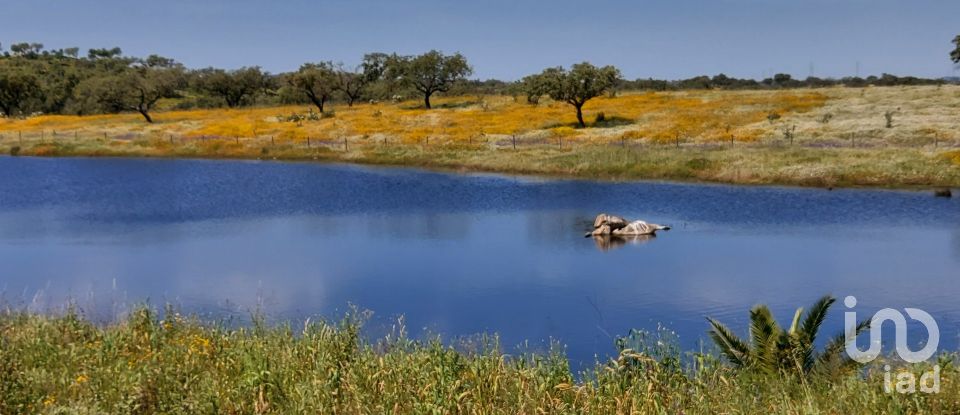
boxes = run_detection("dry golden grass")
[1,86,958,187]
[0,88,830,143]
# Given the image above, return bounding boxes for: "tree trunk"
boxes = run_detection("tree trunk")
[138,109,153,123]
[424,93,432,109]
[309,96,325,113]
[575,104,585,128]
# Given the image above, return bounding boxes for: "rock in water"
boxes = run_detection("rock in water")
[612,220,671,236]
[934,189,952,198]
[592,213,629,230]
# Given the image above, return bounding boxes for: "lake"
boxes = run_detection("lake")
[1,157,958,367]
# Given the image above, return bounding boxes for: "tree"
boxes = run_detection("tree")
[193,66,270,108]
[77,60,184,122]
[9,42,44,58]
[87,47,123,60]
[952,35,960,64]
[707,295,870,378]
[334,63,369,106]
[287,62,338,113]
[386,51,472,109]
[0,64,41,116]
[524,63,620,127]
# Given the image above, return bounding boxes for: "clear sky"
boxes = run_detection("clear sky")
[2,0,958,81]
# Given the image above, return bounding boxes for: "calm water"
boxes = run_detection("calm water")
[1,157,958,366]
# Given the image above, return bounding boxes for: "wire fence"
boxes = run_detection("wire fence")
[0,129,958,153]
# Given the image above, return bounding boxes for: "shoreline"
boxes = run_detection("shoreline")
[2,143,958,192]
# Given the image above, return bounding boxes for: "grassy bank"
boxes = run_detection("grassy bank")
[1,308,956,414]
[1,86,959,188]
[3,138,959,188]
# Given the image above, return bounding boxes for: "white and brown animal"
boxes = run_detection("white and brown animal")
[586,213,670,237]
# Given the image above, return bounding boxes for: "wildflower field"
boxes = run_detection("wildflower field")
[1,85,959,187]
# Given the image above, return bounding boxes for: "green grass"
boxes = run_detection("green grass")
[1,307,957,414]
[3,137,960,189]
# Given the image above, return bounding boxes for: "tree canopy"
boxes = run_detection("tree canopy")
[0,61,43,117]
[287,62,338,113]
[385,51,472,109]
[75,59,185,122]
[524,63,621,127]
[952,35,960,64]
[194,67,271,108]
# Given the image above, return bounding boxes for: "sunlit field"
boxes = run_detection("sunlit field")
[2,85,959,187]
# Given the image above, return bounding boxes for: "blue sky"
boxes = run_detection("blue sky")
[2,0,958,80]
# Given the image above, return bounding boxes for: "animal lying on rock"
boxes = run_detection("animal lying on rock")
[586,213,671,237]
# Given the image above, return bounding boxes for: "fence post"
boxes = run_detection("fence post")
[512,135,516,150]
[235,136,239,145]
[19,130,22,145]
[307,137,311,148]
[271,136,275,146]
[74,130,78,140]
[343,136,348,151]
[169,135,174,144]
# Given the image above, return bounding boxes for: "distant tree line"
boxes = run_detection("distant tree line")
[619,72,948,92]
[0,42,475,121]
[0,40,955,123]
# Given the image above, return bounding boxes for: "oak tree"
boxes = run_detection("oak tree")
[386,51,471,109]
[287,62,338,113]
[524,63,620,127]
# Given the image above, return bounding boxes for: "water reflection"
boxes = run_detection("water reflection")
[591,235,656,252]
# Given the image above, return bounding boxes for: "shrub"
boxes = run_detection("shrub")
[884,109,898,128]
[9,146,20,156]
[594,112,606,124]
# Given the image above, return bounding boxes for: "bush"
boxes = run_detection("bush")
[594,112,607,124]
[9,146,20,156]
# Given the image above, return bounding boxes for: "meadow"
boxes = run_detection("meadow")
[1,85,959,188]
[1,307,957,414]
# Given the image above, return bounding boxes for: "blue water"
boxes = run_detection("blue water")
[1,156,958,366]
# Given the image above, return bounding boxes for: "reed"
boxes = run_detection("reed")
[1,307,956,414]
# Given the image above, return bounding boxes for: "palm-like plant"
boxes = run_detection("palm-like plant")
[707,295,869,377]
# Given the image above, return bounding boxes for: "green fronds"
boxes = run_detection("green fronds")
[707,295,866,380]
[707,317,751,368]
[800,295,835,345]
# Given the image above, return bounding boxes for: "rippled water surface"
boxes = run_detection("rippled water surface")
[1,157,958,366]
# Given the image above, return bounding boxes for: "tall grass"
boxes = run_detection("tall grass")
[1,307,957,414]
